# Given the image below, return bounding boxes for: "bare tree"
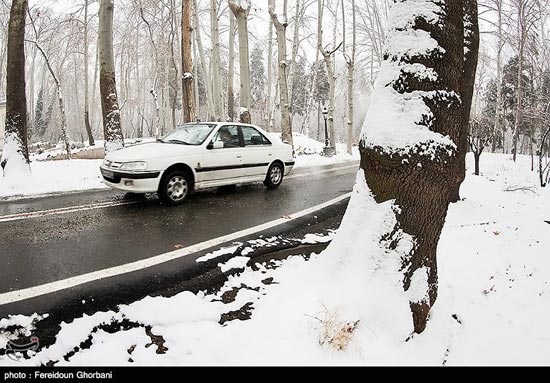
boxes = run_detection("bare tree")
[181,0,196,123]
[228,0,252,124]
[83,0,95,146]
[98,0,124,152]
[450,0,480,202]
[356,0,389,83]
[468,115,494,175]
[193,0,215,120]
[269,0,293,145]
[1,0,29,175]
[342,0,356,155]
[210,0,223,121]
[27,10,71,159]
[510,0,544,161]
[138,3,161,137]
[265,16,274,131]
[480,0,506,153]
[227,11,236,121]
[318,0,341,153]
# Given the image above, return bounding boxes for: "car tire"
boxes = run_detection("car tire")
[158,170,191,206]
[264,162,284,189]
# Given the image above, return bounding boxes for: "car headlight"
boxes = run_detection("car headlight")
[120,161,148,171]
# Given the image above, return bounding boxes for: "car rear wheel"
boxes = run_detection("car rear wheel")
[264,162,284,189]
[159,170,191,206]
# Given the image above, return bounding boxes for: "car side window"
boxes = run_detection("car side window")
[213,126,241,148]
[242,126,272,147]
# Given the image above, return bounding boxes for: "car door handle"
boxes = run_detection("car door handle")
[236,156,243,159]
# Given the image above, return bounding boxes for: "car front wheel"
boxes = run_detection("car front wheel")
[264,162,284,189]
[159,171,191,206]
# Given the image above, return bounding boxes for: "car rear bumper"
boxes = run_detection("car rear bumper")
[100,167,162,193]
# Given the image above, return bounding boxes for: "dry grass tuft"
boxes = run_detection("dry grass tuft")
[309,306,360,351]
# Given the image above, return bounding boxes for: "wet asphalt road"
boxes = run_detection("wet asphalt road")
[0,163,358,302]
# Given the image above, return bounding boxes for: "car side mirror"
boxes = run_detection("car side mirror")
[207,141,224,150]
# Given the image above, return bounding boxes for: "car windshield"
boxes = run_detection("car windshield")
[159,124,216,146]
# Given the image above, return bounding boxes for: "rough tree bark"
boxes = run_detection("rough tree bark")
[228,0,252,124]
[1,0,29,175]
[98,0,124,152]
[269,0,293,145]
[359,0,471,333]
[449,0,479,202]
[181,0,196,123]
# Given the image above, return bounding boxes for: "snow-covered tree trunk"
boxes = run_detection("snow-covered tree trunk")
[84,0,95,147]
[450,0,479,202]
[229,1,252,124]
[355,0,470,333]
[1,0,29,176]
[269,0,293,146]
[98,0,124,152]
[210,0,223,121]
[181,0,196,123]
[227,12,236,121]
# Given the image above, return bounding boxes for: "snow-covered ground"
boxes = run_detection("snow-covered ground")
[0,134,359,200]
[1,153,548,366]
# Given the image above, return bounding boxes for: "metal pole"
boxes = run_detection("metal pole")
[324,116,329,147]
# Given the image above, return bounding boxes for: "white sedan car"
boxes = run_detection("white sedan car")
[100,122,295,206]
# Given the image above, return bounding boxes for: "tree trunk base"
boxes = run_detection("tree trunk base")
[410,302,431,334]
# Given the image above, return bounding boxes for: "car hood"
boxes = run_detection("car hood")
[106,142,201,162]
